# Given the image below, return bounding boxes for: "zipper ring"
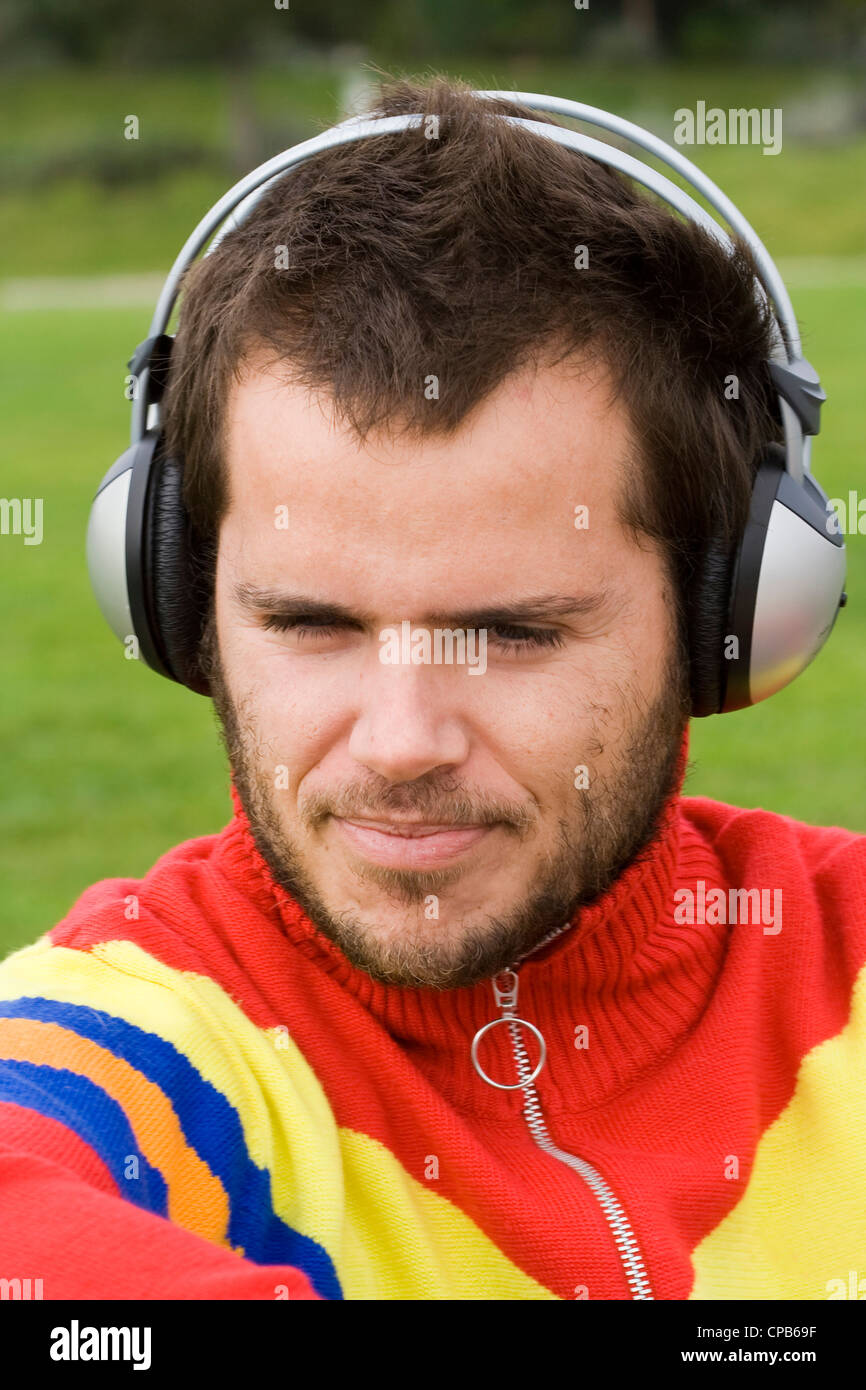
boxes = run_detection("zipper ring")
[471,1016,547,1090]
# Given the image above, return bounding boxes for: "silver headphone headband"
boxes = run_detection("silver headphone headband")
[132,89,813,481]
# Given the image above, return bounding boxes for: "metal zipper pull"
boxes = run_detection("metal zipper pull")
[471,968,547,1090]
[491,969,519,1014]
[471,964,655,1300]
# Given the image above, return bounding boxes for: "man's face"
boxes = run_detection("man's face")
[210,350,690,989]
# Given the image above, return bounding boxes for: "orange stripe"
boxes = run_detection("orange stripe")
[0,1017,233,1248]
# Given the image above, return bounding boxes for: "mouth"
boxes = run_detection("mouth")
[331,816,495,869]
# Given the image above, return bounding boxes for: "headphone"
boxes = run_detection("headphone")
[86,90,847,716]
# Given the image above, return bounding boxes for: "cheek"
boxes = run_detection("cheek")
[464,657,633,783]
[213,619,323,768]
[231,655,353,771]
[479,629,667,788]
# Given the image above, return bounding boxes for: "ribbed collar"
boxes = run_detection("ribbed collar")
[214,725,732,1113]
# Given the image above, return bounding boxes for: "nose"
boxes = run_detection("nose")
[348,659,471,784]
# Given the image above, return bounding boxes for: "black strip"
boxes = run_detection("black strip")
[721,452,784,711]
[127,334,175,403]
[124,433,174,680]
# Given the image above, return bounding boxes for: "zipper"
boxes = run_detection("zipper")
[471,927,655,1300]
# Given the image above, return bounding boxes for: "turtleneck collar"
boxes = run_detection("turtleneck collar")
[215,724,732,1112]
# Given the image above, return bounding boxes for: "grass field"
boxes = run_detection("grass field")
[1,61,864,957]
[1,61,865,274]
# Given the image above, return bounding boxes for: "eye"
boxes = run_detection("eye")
[486,624,565,652]
[261,615,355,641]
[260,615,564,652]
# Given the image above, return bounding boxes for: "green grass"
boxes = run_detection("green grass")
[0,287,863,959]
[0,309,230,956]
[0,61,864,273]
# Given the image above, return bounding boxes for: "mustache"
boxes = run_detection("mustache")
[301,783,536,835]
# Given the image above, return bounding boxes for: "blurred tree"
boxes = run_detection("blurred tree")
[622,0,660,55]
[0,0,862,67]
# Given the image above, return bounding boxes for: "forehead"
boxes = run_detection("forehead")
[219,351,639,596]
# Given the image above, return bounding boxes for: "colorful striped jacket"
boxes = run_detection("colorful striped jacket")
[1,769,865,1299]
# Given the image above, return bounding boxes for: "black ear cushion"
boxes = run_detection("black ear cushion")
[146,449,211,695]
[688,536,735,717]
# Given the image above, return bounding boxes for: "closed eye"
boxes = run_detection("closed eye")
[261,615,564,652]
[261,615,360,641]
[485,624,564,651]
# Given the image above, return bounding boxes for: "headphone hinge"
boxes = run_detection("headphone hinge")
[767,356,826,437]
[127,333,175,404]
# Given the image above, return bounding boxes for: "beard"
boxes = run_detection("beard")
[204,615,691,991]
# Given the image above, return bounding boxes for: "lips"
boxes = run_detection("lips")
[332,817,493,869]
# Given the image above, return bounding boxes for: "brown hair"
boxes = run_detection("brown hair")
[162,74,782,654]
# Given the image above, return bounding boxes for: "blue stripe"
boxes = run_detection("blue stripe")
[0,998,342,1299]
[0,1058,168,1214]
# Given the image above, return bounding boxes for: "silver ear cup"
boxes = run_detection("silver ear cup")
[722,464,846,714]
[86,448,136,648]
[86,433,174,679]
[747,493,846,706]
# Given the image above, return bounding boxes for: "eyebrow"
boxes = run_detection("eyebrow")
[232,582,611,627]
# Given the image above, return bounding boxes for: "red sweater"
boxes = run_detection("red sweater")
[1,731,865,1300]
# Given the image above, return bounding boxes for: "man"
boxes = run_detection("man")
[0,77,863,1301]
